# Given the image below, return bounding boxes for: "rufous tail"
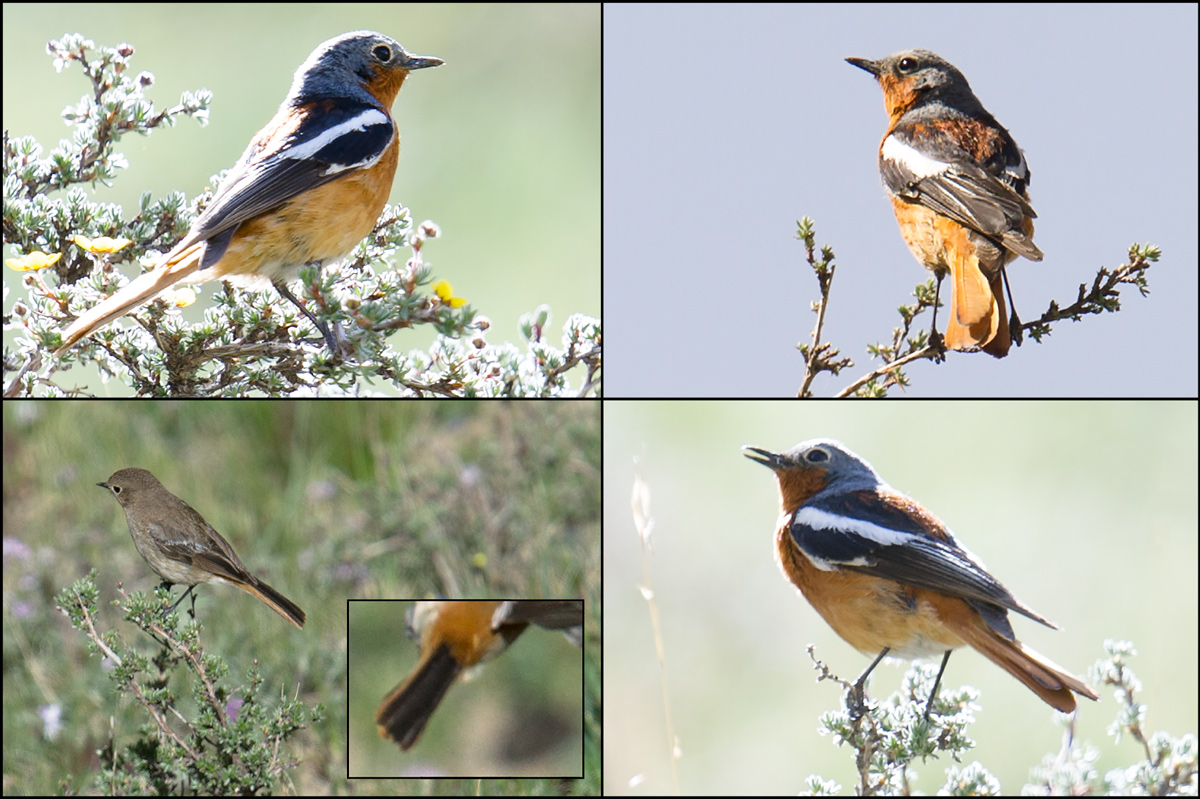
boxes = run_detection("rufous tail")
[235,578,306,630]
[54,246,202,355]
[950,612,1098,713]
[945,258,1008,357]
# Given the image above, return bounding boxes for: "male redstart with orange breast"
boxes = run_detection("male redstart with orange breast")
[56,31,442,356]
[743,439,1096,715]
[847,50,1042,357]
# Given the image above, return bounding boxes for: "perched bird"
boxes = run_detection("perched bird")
[56,30,442,356]
[847,50,1042,357]
[744,438,1096,714]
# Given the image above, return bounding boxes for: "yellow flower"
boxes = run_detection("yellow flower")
[433,279,467,309]
[72,235,131,253]
[6,251,62,271]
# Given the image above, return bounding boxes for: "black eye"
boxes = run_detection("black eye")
[373,44,392,63]
[898,57,919,73]
[112,486,121,494]
[805,448,829,464]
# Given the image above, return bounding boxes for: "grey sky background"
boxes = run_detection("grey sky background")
[604,4,1198,397]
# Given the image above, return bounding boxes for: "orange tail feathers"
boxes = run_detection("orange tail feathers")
[980,271,1011,358]
[939,600,1098,713]
[231,578,306,630]
[54,245,203,355]
[944,256,1008,357]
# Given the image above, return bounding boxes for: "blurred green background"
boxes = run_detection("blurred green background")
[604,401,1198,794]
[2,4,599,383]
[3,401,599,793]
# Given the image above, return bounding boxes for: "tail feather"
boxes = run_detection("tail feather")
[235,578,306,630]
[950,610,1098,713]
[980,271,1010,358]
[54,246,202,355]
[375,644,462,750]
[945,258,1005,355]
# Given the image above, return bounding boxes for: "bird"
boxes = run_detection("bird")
[847,49,1042,357]
[55,30,442,356]
[743,438,1097,714]
[375,600,584,750]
